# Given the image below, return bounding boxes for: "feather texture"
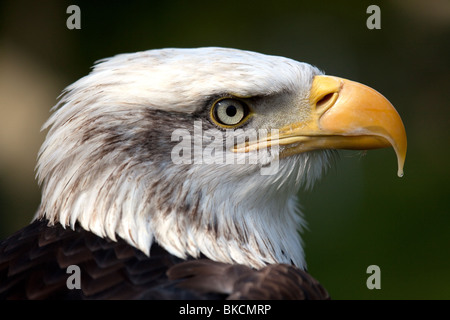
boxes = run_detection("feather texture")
[33,47,332,269]
[0,219,329,300]
[1,48,339,299]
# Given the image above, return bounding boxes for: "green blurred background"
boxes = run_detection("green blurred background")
[0,0,449,299]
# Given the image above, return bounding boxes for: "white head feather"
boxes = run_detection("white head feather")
[35,47,334,269]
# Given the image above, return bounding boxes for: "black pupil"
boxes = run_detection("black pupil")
[226,105,237,117]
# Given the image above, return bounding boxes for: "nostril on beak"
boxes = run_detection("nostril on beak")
[315,92,338,113]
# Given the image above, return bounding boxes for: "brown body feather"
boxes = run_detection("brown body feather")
[0,219,329,300]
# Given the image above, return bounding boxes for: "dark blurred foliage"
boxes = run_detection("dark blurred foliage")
[0,0,449,299]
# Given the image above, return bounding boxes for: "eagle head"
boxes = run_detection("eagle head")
[35,47,406,269]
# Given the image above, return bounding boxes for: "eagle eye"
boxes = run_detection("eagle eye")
[211,98,250,128]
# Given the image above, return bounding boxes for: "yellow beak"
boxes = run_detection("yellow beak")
[234,75,407,177]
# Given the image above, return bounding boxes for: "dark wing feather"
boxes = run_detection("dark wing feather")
[167,259,330,300]
[0,219,329,300]
[0,219,206,299]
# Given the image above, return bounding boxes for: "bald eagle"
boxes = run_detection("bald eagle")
[0,47,406,300]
